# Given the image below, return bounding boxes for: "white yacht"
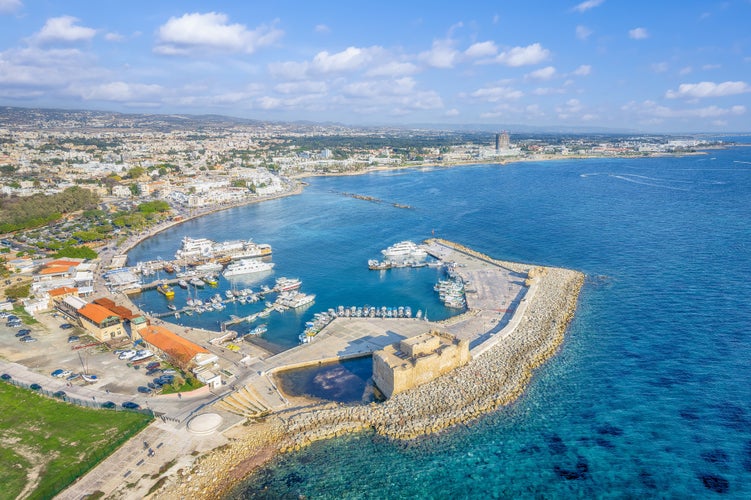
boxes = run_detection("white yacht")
[381,241,428,260]
[223,259,274,277]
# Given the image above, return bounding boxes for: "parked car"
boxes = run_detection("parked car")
[137,386,151,394]
[0,373,11,381]
[20,336,37,343]
[145,368,161,376]
[29,383,41,390]
[145,361,161,370]
[60,323,74,330]
[67,335,80,343]
[121,401,141,410]
[101,401,116,409]
[15,330,29,337]
[52,390,66,399]
[51,369,65,378]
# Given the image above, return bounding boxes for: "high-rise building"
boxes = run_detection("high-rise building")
[496,131,510,151]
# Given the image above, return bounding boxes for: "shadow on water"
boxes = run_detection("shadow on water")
[275,356,375,404]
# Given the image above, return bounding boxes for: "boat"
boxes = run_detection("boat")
[157,283,175,298]
[163,263,175,273]
[176,236,273,262]
[118,350,136,360]
[277,291,315,309]
[248,324,268,336]
[381,241,428,260]
[275,277,302,291]
[167,303,177,311]
[131,349,153,362]
[81,374,98,382]
[195,262,223,273]
[223,258,275,277]
[178,279,189,289]
[204,276,219,287]
[189,277,205,288]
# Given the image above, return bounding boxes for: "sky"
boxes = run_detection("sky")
[0,0,750,132]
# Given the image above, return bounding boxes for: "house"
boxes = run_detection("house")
[138,324,214,369]
[77,302,128,342]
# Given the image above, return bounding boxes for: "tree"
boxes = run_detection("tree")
[127,166,146,179]
[55,245,97,260]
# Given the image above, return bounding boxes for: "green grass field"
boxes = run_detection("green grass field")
[0,382,152,499]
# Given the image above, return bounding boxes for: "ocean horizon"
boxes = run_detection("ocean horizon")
[129,144,751,498]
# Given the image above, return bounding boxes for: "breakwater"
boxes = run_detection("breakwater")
[158,247,584,499]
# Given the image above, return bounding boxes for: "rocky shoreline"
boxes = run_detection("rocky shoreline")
[156,253,584,499]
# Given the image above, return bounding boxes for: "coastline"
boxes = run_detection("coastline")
[155,244,584,499]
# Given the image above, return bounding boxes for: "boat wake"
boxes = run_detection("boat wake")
[581,172,692,191]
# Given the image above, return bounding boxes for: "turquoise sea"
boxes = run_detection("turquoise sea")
[129,143,751,498]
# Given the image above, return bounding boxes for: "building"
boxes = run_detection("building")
[495,131,510,151]
[77,302,128,342]
[372,331,470,399]
[139,324,215,369]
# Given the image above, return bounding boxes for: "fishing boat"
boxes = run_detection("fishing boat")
[157,283,175,298]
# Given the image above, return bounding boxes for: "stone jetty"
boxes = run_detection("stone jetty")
[157,242,584,499]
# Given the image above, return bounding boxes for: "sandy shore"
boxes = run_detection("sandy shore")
[154,248,584,499]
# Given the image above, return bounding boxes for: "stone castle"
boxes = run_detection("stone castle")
[372,330,470,398]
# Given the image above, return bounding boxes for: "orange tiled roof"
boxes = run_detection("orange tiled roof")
[139,325,208,365]
[46,260,82,267]
[39,265,73,275]
[77,303,119,324]
[92,298,135,320]
[49,286,78,297]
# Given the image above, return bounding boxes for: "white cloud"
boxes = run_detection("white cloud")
[573,64,591,76]
[629,27,649,40]
[702,64,721,70]
[314,24,330,34]
[465,41,497,58]
[274,80,327,95]
[527,66,556,80]
[576,25,593,40]
[0,0,22,14]
[666,81,750,99]
[365,61,419,78]
[105,32,124,42]
[72,81,164,102]
[651,62,668,73]
[419,39,459,68]
[312,46,376,73]
[33,16,97,44]
[679,66,692,75]
[494,43,550,67]
[343,77,416,98]
[471,85,523,101]
[624,99,746,118]
[445,108,460,116]
[155,12,282,55]
[573,0,604,13]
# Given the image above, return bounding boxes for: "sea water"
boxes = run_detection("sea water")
[130,145,751,498]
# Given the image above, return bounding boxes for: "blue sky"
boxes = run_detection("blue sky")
[0,0,749,132]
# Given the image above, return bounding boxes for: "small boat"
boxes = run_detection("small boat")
[178,279,189,289]
[190,278,205,288]
[157,283,175,299]
[81,374,98,382]
[248,324,268,336]
[131,350,153,362]
[204,276,219,287]
[167,303,177,311]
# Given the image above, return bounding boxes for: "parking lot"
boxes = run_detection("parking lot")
[0,311,171,396]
